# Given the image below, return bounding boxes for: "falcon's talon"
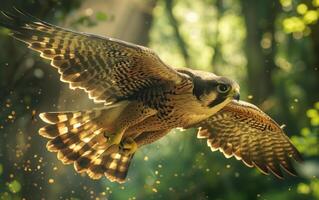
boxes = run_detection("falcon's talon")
[102,127,127,149]
[120,137,137,155]
[105,132,124,148]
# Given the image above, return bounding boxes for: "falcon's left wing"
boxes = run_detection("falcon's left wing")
[0,9,185,104]
[191,100,302,178]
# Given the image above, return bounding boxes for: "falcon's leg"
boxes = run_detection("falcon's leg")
[119,137,138,155]
[104,128,126,149]
[102,101,157,151]
[118,129,171,156]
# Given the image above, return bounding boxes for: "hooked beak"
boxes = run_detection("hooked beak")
[232,87,240,101]
[233,92,240,101]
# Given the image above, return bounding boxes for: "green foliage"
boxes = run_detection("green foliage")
[292,102,319,156]
[290,103,319,200]
[0,176,22,200]
[149,0,246,80]
[69,11,109,28]
[297,180,319,199]
[95,11,108,21]
[7,180,21,194]
[281,0,319,37]
[69,15,98,28]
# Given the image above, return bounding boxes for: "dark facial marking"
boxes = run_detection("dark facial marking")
[208,95,227,108]
[185,75,218,100]
[178,70,217,100]
[178,70,232,107]
[208,82,233,107]
[193,77,218,100]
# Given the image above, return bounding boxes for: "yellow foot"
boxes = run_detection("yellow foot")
[119,137,138,155]
[103,128,125,148]
[98,132,123,155]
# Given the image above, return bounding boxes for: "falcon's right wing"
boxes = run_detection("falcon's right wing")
[191,100,302,178]
[0,9,186,104]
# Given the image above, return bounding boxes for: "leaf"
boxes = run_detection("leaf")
[307,109,318,119]
[7,180,21,194]
[96,12,108,21]
[301,127,310,137]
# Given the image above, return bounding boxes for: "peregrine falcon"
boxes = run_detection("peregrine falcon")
[0,10,302,183]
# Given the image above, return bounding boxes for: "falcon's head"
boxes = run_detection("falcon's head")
[196,76,240,109]
[179,68,240,109]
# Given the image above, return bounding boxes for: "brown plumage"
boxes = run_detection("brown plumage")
[193,100,302,178]
[0,9,302,183]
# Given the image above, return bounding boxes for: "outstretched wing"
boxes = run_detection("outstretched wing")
[0,9,185,103]
[192,100,302,178]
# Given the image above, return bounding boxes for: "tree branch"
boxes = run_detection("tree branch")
[210,0,226,73]
[164,0,190,66]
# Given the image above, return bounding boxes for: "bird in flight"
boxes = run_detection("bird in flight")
[0,9,302,183]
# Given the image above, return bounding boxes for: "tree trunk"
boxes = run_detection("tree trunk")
[241,0,279,104]
[309,24,319,102]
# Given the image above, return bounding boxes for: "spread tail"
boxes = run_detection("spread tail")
[39,106,134,183]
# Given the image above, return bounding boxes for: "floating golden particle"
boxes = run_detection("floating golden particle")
[48,178,54,184]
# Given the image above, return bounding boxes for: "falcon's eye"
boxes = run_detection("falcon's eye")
[217,84,230,93]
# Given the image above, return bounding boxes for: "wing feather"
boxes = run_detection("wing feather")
[0,9,185,104]
[192,100,302,178]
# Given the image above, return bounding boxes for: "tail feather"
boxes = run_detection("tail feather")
[46,125,95,152]
[52,129,102,163]
[38,108,134,183]
[47,134,75,152]
[39,110,101,124]
[87,153,134,182]
[39,120,95,139]
[58,148,80,164]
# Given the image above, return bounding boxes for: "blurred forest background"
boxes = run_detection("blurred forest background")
[0,0,318,199]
